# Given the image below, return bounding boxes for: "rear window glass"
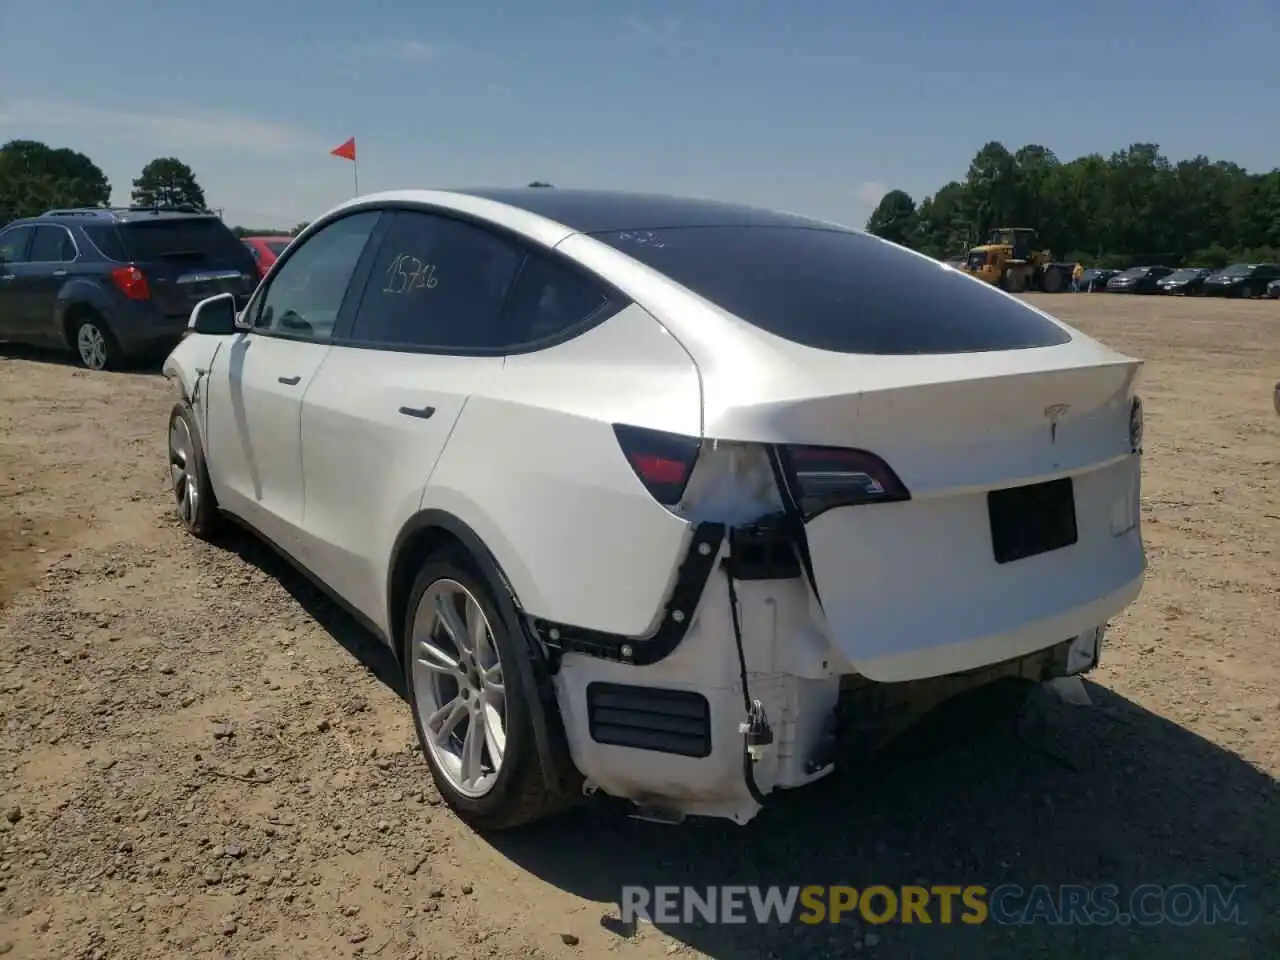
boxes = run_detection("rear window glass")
[84,218,251,265]
[591,226,1071,354]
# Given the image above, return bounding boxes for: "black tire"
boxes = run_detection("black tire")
[70,311,124,371]
[167,401,220,539]
[403,548,570,831]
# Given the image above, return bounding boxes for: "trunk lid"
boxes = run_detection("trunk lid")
[112,218,258,317]
[702,346,1144,682]
[786,356,1144,681]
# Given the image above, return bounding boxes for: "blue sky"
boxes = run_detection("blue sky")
[2,0,1277,228]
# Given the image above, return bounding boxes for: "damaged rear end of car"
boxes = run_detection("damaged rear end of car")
[542,225,1146,826]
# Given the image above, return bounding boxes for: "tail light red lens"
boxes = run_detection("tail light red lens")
[779,444,910,519]
[612,423,701,506]
[110,265,150,301]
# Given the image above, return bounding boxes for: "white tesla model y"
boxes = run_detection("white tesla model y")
[162,189,1146,830]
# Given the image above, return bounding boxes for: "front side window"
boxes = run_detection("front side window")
[348,211,523,351]
[0,226,35,263]
[592,226,1072,355]
[254,211,381,340]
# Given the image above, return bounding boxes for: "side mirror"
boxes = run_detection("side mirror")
[189,293,238,336]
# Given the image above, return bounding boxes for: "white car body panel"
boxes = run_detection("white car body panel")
[296,346,506,633]
[421,303,703,636]
[202,335,332,552]
[164,188,1148,828]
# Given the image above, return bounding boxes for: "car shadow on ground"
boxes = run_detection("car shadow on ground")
[213,524,407,698]
[210,526,1278,959]
[0,341,167,374]
[491,687,1279,959]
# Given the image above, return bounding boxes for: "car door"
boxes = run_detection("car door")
[203,209,384,554]
[297,209,523,631]
[0,225,36,339]
[14,225,79,344]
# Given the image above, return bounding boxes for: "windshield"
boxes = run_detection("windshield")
[1114,267,1147,280]
[266,240,290,257]
[1216,264,1252,278]
[1165,269,1202,281]
[591,225,1071,355]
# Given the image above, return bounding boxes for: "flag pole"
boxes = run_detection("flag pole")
[353,160,359,197]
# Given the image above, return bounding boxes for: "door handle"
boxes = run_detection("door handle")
[278,375,301,386]
[398,405,436,419]
[52,269,67,278]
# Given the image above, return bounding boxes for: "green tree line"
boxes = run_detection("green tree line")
[865,141,1280,269]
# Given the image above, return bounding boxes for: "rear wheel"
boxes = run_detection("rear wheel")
[71,312,123,371]
[404,550,567,830]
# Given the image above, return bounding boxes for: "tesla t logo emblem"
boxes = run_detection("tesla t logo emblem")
[1044,403,1070,443]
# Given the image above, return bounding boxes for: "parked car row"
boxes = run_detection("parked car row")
[0,206,258,369]
[1080,262,1280,297]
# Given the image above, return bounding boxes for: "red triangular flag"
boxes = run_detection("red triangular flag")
[330,137,356,162]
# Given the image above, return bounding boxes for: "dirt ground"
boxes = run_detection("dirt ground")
[1,294,1277,960]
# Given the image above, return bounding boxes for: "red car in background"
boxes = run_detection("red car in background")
[241,235,293,279]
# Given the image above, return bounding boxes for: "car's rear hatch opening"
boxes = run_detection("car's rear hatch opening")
[88,218,257,317]
[770,358,1145,682]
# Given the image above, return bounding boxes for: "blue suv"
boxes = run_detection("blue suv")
[0,207,258,370]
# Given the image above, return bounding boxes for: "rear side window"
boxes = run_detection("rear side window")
[591,226,1073,354]
[89,218,251,265]
[502,251,621,348]
[81,225,128,261]
[348,211,523,351]
[29,226,76,263]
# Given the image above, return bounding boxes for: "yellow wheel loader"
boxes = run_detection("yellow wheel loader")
[959,227,1075,294]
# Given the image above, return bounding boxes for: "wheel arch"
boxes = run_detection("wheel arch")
[386,509,529,662]
[387,507,570,799]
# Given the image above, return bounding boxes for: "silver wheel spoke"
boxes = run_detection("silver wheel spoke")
[481,702,505,766]
[434,593,468,652]
[409,579,510,799]
[426,697,468,744]
[460,710,486,787]
[482,662,504,697]
[416,640,460,678]
[465,596,487,661]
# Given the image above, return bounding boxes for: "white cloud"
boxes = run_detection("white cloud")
[0,99,320,157]
[855,180,889,209]
[852,180,889,225]
[349,38,440,64]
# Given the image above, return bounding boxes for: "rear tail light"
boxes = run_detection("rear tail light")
[110,264,150,300]
[612,423,701,506]
[778,444,910,519]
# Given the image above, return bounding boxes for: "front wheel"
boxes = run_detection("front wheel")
[404,551,567,830]
[167,402,220,539]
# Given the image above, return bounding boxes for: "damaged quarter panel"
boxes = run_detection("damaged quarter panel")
[421,302,702,636]
[162,334,224,430]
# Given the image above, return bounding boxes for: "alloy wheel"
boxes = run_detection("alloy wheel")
[77,323,108,370]
[168,416,200,527]
[411,579,508,798]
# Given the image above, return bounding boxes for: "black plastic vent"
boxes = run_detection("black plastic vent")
[587,682,711,758]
